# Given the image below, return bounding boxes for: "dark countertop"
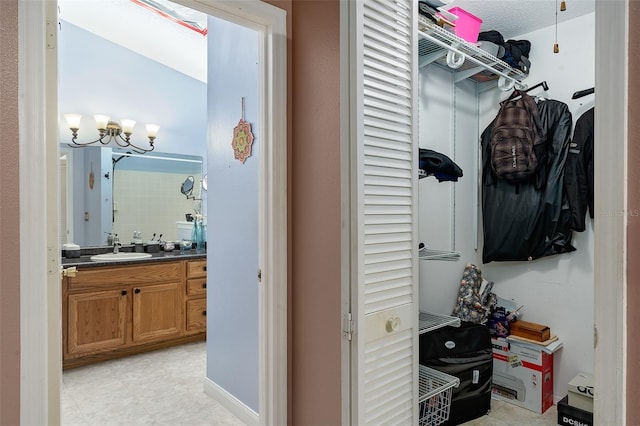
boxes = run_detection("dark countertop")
[61,250,206,268]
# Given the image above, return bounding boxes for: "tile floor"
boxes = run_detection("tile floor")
[462,399,558,425]
[63,342,558,426]
[61,342,245,426]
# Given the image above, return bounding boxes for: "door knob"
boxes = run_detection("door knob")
[386,316,401,333]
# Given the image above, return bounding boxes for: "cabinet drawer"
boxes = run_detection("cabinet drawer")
[68,262,182,291]
[186,299,207,332]
[187,260,207,278]
[187,278,207,297]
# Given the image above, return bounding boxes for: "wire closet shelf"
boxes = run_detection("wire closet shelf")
[418,16,527,91]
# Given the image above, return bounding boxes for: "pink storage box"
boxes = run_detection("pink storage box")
[447,7,483,44]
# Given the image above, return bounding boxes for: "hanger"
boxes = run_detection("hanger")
[524,81,549,94]
[572,87,595,99]
[499,83,546,106]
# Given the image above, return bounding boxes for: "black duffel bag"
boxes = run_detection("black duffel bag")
[419,322,493,426]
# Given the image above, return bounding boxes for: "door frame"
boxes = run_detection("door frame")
[18,1,287,425]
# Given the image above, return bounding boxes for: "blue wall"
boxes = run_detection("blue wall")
[206,16,259,412]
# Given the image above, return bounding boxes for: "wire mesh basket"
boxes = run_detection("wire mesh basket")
[418,365,459,426]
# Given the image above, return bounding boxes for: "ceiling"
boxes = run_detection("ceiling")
[58,0,596,82]
[447,0,595,39]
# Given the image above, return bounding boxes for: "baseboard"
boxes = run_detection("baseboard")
[203,377,259,425]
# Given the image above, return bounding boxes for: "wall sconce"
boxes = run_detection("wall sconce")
[64,113,159,153]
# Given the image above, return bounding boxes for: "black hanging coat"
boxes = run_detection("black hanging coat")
[481,99,576,263]
[564,107,594,232]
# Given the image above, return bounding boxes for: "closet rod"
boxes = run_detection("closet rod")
[572,87,595,99]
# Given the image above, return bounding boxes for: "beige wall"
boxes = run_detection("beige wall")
[0,0,21,424]
[288,1,342,424]
[628,2,640,424]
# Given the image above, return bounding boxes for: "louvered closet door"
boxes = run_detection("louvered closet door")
[349,0,418,424]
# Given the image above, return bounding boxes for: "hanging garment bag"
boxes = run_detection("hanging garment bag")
[419,322,493,425]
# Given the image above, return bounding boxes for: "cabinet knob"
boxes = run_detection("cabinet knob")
[121,290,127,296]
[202,283,207,289]
[202,310,207,316]
[134,288,141,294]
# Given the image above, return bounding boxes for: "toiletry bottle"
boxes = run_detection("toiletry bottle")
[196,217,205,254]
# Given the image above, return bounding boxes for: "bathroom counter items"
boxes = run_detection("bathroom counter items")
[61,249,205,268]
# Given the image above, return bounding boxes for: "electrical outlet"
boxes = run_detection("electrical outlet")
[84,212,89,221]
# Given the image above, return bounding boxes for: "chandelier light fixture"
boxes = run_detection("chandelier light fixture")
[64,113,159,153]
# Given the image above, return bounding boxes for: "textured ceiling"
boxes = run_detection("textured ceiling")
[446,0,595,39]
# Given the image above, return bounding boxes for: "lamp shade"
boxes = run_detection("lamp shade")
[64,113,82,129]
[146,124,160,138]
[94,115,110,130]
[121,119,136,134]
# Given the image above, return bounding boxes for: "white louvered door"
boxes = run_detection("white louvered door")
[348,0,419,424]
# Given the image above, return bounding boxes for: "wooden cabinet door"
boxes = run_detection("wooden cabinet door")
[67,289,127,356]
[186,299,207,334]
[132,282,183,342]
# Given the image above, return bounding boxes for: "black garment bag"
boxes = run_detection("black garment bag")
[420,322,493,425]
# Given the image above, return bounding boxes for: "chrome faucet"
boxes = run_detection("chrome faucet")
[113,234,121,254]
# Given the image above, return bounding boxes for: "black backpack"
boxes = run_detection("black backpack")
[489,90,544,183]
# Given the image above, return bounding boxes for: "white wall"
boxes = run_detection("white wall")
[419,13,595,402]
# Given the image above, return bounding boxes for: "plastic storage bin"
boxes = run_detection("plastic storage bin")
[446,7,483,44]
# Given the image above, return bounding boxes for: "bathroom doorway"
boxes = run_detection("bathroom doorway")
[19,0,286,424]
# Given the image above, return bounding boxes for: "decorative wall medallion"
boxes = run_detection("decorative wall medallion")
[232,97,254,164]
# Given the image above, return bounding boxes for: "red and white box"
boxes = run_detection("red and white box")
[491,337,563,414]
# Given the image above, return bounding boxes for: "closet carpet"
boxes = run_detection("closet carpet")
[61,341,245,426]
[62,342,558,425]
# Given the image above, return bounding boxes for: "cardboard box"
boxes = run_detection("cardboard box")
[568,372,594,413]
[491,336,563,414]
[558,395,593,426]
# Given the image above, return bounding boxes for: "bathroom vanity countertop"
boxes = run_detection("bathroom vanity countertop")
[61,250,206,268]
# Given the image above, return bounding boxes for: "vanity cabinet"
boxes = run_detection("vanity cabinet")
[62,258,206,369]
[185,259,207,334]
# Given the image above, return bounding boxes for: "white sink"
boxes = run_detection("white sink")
[90,252,153,262]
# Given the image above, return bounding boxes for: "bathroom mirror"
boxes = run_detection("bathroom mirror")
[60,146,204,246]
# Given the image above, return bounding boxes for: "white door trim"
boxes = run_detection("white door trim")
[18,1,287,425]
[19,1,61,424]
[593,1,627,424]
[175,2,288,424]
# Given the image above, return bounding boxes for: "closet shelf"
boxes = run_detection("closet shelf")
[418,17,526,91]
[419,310,460,334]
[419,247,461,261]
[418,365,459,426]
